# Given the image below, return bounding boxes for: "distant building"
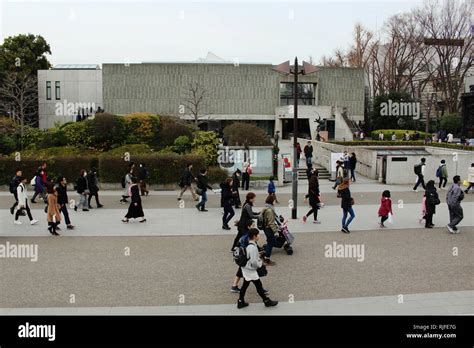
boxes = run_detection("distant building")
[37,64,103,129]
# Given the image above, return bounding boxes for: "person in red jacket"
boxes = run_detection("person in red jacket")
[378,190,393,228]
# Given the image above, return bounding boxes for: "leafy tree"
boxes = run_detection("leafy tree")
[223,122,272,146]
[370,91,416,131]
[173,135,191,154]
[123,113,160,145]
[91,113,125,151]
[439,113,462,135]
[157,116,194,148]
[191,131,220,165]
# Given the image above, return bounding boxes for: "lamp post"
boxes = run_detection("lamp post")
[274,58,318,219]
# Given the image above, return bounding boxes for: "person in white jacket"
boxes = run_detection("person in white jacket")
[237,228,278,309]
[14,177,38,225]
[464,163,474,194]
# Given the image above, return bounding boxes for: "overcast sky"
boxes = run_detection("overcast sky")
[1,0,423,66]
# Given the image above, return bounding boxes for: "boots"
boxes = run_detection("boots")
[264,298,278,307]
[237,299,249,309]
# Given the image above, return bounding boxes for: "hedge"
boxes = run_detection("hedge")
[370,129,428,140]
[0,154,228,186]
[329,140,474,151]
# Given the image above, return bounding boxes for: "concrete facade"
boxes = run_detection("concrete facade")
[102,63,365,140]
[38,66,103,129]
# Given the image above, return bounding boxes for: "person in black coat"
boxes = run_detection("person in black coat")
[56,176,74,230]
[178,163,198,201]
[195,168,213,212]
[220,177,235,230]
[122,177,146,223]
[231,169,242,209]
[87,167,103,209]
[74,169,89,212]
[303,169,321,223]
[349,152,357,182]
[424,180,440,228]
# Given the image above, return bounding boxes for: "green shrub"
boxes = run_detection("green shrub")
[61,121,94,148]
[39,129,68,148]
[0,134,16,155]
[106,144,154,156]
[370,129,428,140]
[123,113,160,145]
[223,122,272,146]
[15,146,98,158]
[157,116,194,148]
[206,166,230,183]
[173,135,191,154]
[191,131,220,165]
[91,113,125,151]
[21,127,46,149]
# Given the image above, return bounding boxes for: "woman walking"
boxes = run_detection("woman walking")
[424,180,440,228]
[220,177,235,230]
[261,195,279,266]
[338,178,355,233]
[74,169,90,212]
[14,177,39,226]
[122,177,146,223]
[377,190,392,228]
[232,192,259,251]
[237,228,278,309]
[303,169,321,224]
[349,152,357,182]
[231,169,242,209]
[46,184,61,236]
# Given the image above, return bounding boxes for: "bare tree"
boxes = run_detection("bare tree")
[0,72,38,137]
[182,82,209,126]
[414,0,473,113]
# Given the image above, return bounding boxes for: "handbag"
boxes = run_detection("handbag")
[257,265,267,277]
[350,198,355,206]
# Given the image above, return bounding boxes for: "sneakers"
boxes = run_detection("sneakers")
[379,222,385,228]
[302,215,307,223]
[195,204,201,212]
[222,225,231,230]
[341,227,350,234]
[97,204,104,208]
[447,224,454,233]
[10,206,14,215]
[264,258,276,266]
[30,219,39,225]
[264,299,278,307]
[230,286,240,293]
[237,299,249,309]
[82,209,89,212]
[412,189,418,192]
[313,220,321,224]
[201,208,209,212]
[67,225,75,230]
[14,220,22,225]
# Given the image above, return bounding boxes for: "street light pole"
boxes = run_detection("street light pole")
[291,57,299,219]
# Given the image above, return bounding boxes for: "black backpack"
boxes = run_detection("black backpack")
[414,164,422,175]
[233,245,249,267]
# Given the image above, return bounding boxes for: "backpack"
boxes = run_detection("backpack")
[30,176,37,186]
[121,176,126,189]
[414,164,422,175]
[256,208,268,230]
[9,177,17,194]
[233,245,249,267]
[435,167,441,178]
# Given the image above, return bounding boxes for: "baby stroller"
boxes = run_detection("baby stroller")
[264,216,295,255]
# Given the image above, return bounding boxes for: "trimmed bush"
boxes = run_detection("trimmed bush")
[173,135,191,154]
[106,144,154,156]
[91,113,125,151]
[157,116,194,148]
[123,113,160,146]
[370,129,428,140]
[223,122,272,146]
[14,146,98,158]
[191,131,220,165]
[61,121,94,148]
[206,166,230,184]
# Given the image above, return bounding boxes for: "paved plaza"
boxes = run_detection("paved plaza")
[0,177,473,315]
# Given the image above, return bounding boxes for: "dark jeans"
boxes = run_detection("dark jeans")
[448,205,463,228]
[425,212,433,227]
[233,190,241,208]
[350,168,356,181]
[239,278,268,302]
[60,205,71,226]
[11,192,18,210]
[88,191,101,207]
[342,207,355,228]
[263,228,276,259]
[241,173,250,190]
[196,191,208,209]
[15,202,33,221]
[306,201,319,221]
[32,188,47,203]
[465,183,474,193]
[222,203,235,227]
[413,175,426,190]
[439,177,447,188]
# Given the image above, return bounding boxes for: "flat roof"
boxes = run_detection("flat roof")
[53,64,100,70]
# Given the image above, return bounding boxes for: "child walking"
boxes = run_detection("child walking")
[377,190,393,228]
[267,177,279,203]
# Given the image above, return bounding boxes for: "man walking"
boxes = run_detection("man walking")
[413,158,427,192]
[31,162,48,204]
[446,175,464,234]
[9,169,22,215]
[178,163,197,201]
[303,141,313,167]
[56,176,75,230]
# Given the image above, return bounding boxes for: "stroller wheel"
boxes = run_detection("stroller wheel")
[285,247,293,255]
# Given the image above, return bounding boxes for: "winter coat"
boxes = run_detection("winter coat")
[242,241,263,281]
[439,164,448,178]
[231,173,240,190]
[16,183,28,206]
[262,204,279,234]
[308,175,320,206]
[378,197,392,217]
[56,184,69,205]
[47,193,61,223]
[425,187,440,214]
[446,184,464,207]
[76,176,89,194]
[180,169,194,186]
[267,181,276,194]
[220,182,233,206]
[196,174,212,192]
[238,202,259,230]
[339,187,352,210]
[349,156,357,170]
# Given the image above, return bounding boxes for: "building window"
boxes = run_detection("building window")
[280,82,316,106]
[55,81,61,100]
[46,81,51,100]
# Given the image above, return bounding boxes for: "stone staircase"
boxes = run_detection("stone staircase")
[297,164,330,180]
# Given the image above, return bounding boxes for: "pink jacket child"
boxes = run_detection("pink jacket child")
[419,195,427,224]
